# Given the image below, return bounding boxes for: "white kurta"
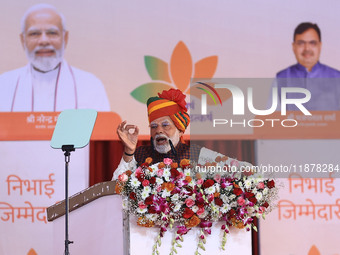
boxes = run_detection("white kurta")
[0,60,110,112]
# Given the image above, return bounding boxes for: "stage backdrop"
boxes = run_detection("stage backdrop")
[1,1,340,255]
[2,0,340,133]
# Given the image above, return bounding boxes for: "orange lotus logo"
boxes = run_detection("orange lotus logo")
[27,248,37,255]
[131,41,218,103]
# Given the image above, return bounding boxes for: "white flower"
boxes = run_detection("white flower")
[141,190,149,199]
[238,181,243,187]
[221,194,229,203]
[122,198,128,210]
[130,177,141,188]
[192,205,199,213]
[225,185,233,191]
[149,166,157,176]
[173,203,183,212]
[247,207,255,214]
[163,168,171,177]
[244,179,252,189]
[146,214,158,221]
[229,194,236,200]
[188,180,195,188]
[162,189,171,198]
[230,201,237,207]
[205,185,216,195]
[262,188,269,195]
[171,194,179,201]
[215,183,220,193]
[143,186,151,193]
[255,192,263,201]
[137,208,147,214]
[254,177,264,184]
[156,177,164,185]
[221,203,231,213]
[164,176,170,182]
[184,169,191,176]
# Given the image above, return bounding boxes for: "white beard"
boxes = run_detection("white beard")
[25,44,64,72]
[153,129,180,154]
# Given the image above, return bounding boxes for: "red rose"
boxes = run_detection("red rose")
[185,187,194,196]
[183,207,195,219]
[248,196,257,204]
[142,180,150,187]
[145,195,154,205]
[148,206,157,214]
[262,202,269,208]
[203,179,215,189]
[140,163,149,168]
[135,171,145,182]
[196,200,205,208]
[228,209,236,217]
[233,188,243,196]
[129,192,137,200]
[214,197,223,207]
[149,177,156,184]
[267,180,275,189]
[244,192,255,199]
[170,168,181,179]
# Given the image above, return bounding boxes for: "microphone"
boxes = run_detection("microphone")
[169,139,179,163]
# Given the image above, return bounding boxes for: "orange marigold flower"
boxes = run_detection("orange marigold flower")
[215,156,222,162]
[196,173,202,179]
[185,176,192,183]
[114,183,123,194]
[171,162,178,169]
[162,182,175,192]
[214,192,220,197]
[233,182,240,188]
[125,170,133,176]
[180,159,190,168]
[145,157,153,165]
[221,156,229,161]
[185,215,201,228]
[230,217,245,229]
[235,221,245,229]
[158,162,165,169]
[137,217,155,227]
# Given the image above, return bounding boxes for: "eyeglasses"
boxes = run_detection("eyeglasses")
[294,40,319,47]
[149,120,173,130]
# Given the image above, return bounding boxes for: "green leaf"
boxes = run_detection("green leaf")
[253,225,258,232]
[145,56,171,82]
[131,83,173,104]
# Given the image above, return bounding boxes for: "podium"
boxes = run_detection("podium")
[47,181,252,255]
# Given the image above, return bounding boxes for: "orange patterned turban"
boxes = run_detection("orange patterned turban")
[147,89,190,132]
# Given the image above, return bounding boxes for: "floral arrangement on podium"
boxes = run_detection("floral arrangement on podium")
[116,157,278,255]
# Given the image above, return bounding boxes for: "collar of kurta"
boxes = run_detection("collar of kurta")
[11,60,77,112]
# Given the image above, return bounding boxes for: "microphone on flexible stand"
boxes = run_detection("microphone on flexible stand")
[150,137,156,160]
[169,139,179,163]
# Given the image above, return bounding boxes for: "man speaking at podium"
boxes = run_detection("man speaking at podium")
[112,88,202,180]
[0,3,110,112]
